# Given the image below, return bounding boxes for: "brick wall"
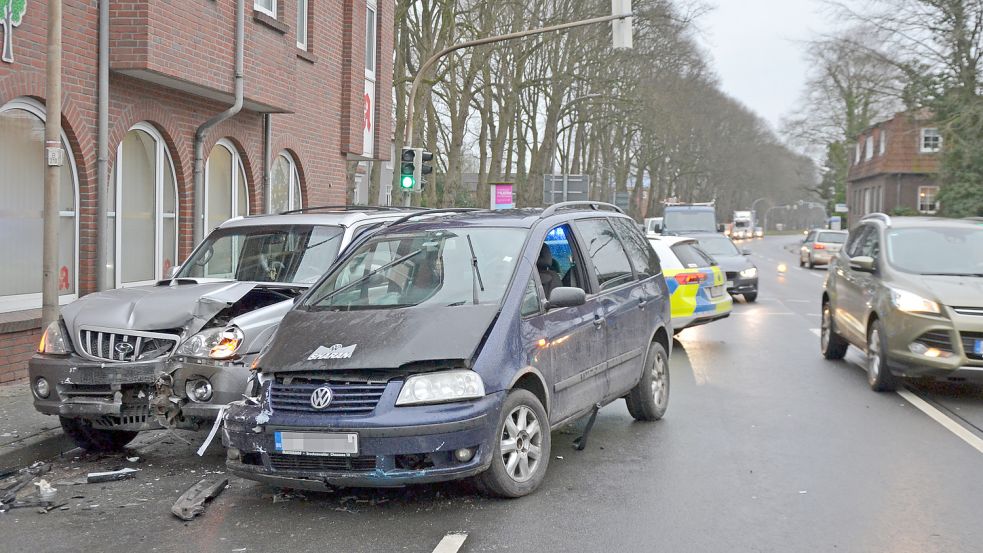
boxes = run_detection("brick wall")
[0,328,41,385]
[0,0,393,383]
[848,112,941,182]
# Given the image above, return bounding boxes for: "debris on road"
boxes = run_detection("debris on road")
[171,477,228,521]
[34,479,57,502]
[86,467,140,483]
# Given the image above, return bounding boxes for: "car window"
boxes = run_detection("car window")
[845,226,871,257]
[697,236,740,256]
[648,239,682,270]
[805,231,816,243]
[858,228,881,258]
[543,224,586,291]
[670,243,708,269]
[575,218,635,290]
[520,276,542,317]
[817,232,847,244]
[610,217,662,278]
[691,244,718,267]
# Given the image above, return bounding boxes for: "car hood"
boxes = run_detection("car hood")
[711,254,754,273]
[260,304,501,373]
[61,280,257,335]
[898,274,983,308]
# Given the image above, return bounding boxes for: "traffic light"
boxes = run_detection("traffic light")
[400,147,417,190]
[420,150,433,183]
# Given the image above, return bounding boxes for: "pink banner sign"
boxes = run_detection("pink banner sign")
[493,184,514,209]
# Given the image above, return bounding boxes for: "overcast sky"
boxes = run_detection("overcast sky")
[698,0,831,132]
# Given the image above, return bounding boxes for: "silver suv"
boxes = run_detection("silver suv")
[29,207,410,451]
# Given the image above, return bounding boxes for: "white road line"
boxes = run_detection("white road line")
[896,390,983,455]
[432,533,468,553]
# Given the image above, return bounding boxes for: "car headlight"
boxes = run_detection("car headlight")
[395,370,485,406]
[890,288,941,315]
[37,320,72,355]
[740,267,758,278]
[177,326,244,360]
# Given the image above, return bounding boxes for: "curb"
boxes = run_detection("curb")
[0,427,77,469]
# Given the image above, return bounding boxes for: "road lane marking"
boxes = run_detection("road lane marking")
[896,390,983,455]
[433,533,468,553]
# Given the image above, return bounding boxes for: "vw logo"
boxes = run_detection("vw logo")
[114,342,135,355]
[310,386,333,409]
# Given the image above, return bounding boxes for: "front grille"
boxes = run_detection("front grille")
[918,330,954,352]
[953,306,983,317]
[78,327,180,362]
[270,379,388,415]
[91,405,154,429]
[960,331,983,360]
[269,453,377,472]
[725,272,739,280]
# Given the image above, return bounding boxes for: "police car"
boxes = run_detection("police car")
[648,235,732,333]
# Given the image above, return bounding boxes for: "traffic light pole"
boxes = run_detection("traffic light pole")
[402,10,633,207]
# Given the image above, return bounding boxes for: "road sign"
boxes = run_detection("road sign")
[544,174,590,205]
[490,183,515,210]
[613,191,630,211]
[835,203,849,213]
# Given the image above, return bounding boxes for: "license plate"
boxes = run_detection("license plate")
[274,431,359,456]
[710,285,724,298]
[975,340,983,356]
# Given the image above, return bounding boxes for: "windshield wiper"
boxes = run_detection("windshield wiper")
[309,248,423,306]
[466,234,485,305]
[920,272,983,277]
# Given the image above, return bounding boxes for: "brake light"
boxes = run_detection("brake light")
[814,243,826,250]
[673,273,707,285]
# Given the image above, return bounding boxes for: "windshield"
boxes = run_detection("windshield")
[178,225,345,285]
[663,210,717,233]
[305,227,526,310]
[886,227,983,275]
[817,232,847,244]
[697,236,740,256]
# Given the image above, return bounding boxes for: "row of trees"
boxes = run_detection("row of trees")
[784,0,983,218]
[374,0,816,219]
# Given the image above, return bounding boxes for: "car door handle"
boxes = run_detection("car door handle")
[638,298,648,309]
[593,315,605,328]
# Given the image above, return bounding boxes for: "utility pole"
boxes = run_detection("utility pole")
[42,0,64,328]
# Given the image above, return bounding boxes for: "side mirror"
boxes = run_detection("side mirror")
[849,256,876,273]
[653,224,662,234]
[717,224,725,233]
[548,287,586,309]
[742,249,751,256]
[166,265,181,279]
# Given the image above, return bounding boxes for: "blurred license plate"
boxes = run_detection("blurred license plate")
[274,431,358,456]
[710,285,724,297]
[975,340,983,356]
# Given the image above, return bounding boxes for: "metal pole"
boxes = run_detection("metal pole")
[42,0,63,328]
[96,0,109,291]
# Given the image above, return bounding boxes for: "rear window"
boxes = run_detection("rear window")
[671,243,713,269]
[575,218,635,290]
[817,232,847,244]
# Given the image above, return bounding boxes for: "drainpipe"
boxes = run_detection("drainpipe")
[263,113,271,213]
[95,0,109,291]
[193,0,245,243]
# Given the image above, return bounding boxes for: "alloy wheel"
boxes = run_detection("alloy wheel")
[868,328,882,383]
[651,353,668,410]
[500,405,543,483]
[821,306,832,352]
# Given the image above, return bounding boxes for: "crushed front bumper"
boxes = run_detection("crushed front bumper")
[28,354,163,430]
[224,390,505,490]
[152,355,253,429]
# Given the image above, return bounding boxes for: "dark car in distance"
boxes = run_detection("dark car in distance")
[223,203,672,497]
[692,233,759,302]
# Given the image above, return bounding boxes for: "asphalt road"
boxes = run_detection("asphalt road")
[2,235,981,553]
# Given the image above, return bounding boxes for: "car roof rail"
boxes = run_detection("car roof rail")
[279,205,405,215]
[540,201,624,219]
[860,212,892,227]
[386,208,484,227]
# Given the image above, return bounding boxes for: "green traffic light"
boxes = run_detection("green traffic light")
[400,175,415,189]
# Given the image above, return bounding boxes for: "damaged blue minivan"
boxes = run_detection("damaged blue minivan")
[224,203,672,497]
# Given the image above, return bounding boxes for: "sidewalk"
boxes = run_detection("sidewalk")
[0,382,76,469]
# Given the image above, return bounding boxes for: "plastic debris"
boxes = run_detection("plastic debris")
[35,479,57,502]
[126,457,140,463]
[196,406,227,456]
[86,467,139,483]
[171,478,228,521]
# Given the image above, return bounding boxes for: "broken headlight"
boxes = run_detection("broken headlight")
[395,370,485,406]
[177,326,244,360]
[38,320,72,355]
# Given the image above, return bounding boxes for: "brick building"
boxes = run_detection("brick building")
[847,110,942,223]
[0,0,394,382]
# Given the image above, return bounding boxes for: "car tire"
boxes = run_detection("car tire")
[799,256,806,267]
[625,341,670,422]
[476,389,551,498]
[866,319,896,392]
[743,291,758,303]
[59,416,138,452]
[806,255,814,269]
[820,301,849,360]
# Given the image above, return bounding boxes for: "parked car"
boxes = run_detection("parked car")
[648,236,732,333]
[800,229,847,268]
[821,214,983,390]
[691,233,759,302]
[224,203,672,497]
[30,206,411,451]
[754,227,764,238]
[644,217,663,235]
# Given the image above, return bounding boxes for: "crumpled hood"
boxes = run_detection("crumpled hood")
[261,304,501,373]
[898,274,983,308]
[61,280,257,335]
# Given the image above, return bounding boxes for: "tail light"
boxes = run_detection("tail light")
[814,243,826,250]
[673,273,707,285]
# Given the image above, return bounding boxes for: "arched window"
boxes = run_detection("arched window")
[269,152,302,213]
[0,98,79,312]
[205,139,249,230]
[112,123,178,287]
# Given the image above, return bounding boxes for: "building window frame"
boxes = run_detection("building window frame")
[364,0,377,79]
[920,127,942,153]
[255,0,277,18]
[854,142,861,165]
[205,138,249,230]
[296,0,308,50]
[879,130,887,156]
[268,151,303,213]
[864,136,874,161]
[918,185,939,214]
[113,122,179,288]
[0,98,80,313]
